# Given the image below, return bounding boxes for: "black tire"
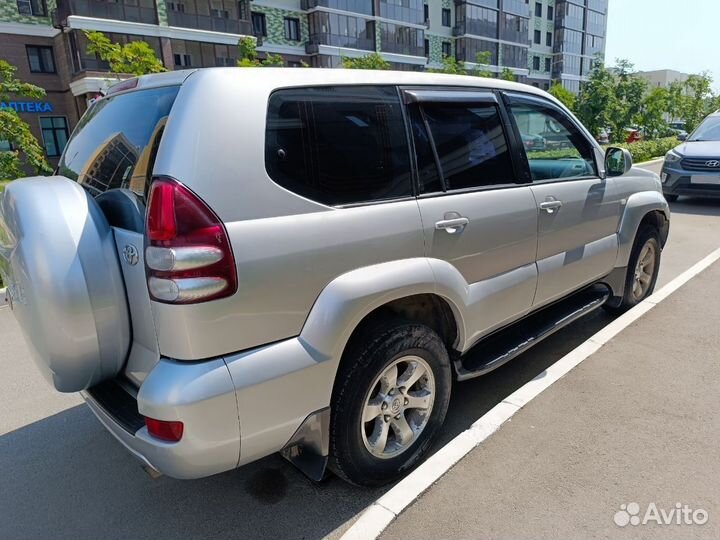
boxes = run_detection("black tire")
[604,224,661,314]
[329,319,452,487]
[664,194,679,202]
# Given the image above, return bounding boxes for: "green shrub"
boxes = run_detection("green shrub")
[602,137,679,164]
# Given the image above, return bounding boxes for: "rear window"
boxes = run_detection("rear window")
[58,85,179,198]
[265,86,412,206]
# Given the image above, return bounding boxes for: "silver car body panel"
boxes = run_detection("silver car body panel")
[83,356,240,479]
[113,228,160,386]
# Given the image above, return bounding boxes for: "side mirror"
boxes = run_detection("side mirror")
[604,147,633,177]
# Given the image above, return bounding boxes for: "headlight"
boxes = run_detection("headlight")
[664,150,682,163]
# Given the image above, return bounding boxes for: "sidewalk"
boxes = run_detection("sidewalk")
[382,261,720,539]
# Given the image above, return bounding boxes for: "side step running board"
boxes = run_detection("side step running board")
[456,284,610,381]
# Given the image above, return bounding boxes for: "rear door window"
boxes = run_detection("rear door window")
[410,102,515,192]
[58,85,179,197]
[265,86,412,206]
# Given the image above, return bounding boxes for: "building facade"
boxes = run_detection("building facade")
[0,0,607,165]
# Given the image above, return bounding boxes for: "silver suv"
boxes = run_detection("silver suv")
[0,69,670,487]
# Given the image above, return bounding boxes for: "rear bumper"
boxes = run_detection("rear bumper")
[82,357,241,480]
[661,163,720,198]
[82,336,334,479]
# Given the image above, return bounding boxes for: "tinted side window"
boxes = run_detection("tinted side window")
[421,103,514,190]
[265,86,412,206]
[508,98,597,181]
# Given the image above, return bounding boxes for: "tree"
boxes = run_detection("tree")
[471,51,493,78]
[639,86,670,139]
[548,83,575,110]
[430,51,493,78]
[679,72,715,132]
[84,31,165,75]
[613,59,647,135]
[498,67,517,82]
[341,52,390,70]
[575,58,618,140]
[0,60,51,181]
[236,36,284,67]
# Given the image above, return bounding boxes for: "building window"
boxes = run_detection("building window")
[441,8,451,27]
[545,57,551,71]
[173,53,192,67]
[40,116,69,158]
[284,17,301,41]
[16,0,46,16]
[547,5,553,20]
[423,3,428,23]
[534,2,542,17]
[534,29,541,44]
[251,12,267,36]
[532,56,540,70]
[167,2,185,12]
[546,31,552,46]
[441,41,451,57]
[0,140,13,152]
[26,45,55,73]
[424,38,429,57]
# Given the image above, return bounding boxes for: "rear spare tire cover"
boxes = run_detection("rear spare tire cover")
[0,177,130,392]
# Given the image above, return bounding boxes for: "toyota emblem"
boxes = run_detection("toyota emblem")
[123,244,139,266]
[706,160,720,168]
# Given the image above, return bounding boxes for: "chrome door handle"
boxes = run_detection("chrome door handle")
[539,200,563,214]
[435,217,469,234]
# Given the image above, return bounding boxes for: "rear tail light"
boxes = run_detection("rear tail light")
[145,177,237,304]
[145,417,184,442]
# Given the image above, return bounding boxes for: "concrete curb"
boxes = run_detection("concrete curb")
[0,287,6,307]
[339,246,720,540]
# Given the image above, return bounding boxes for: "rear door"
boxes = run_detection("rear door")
[58,85,180,385]
[504,92,623,307]
[405,89,539,347]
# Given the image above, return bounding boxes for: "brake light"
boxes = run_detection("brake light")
[145,417,184,442]
[145,177,237,304]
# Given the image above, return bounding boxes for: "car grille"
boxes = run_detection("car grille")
[681,157,720,171]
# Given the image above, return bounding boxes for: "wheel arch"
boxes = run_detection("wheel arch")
[616,191,670,268]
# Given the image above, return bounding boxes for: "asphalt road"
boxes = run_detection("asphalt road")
[1,160,719,540]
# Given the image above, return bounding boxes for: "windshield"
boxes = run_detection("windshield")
[688,116,720,142]
[58,85,180,198]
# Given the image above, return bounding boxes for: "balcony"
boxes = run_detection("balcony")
[305,33,375,53]
[166,9,252,35]
[55,0,158,25]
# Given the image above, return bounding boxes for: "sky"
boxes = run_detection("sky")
[605,0,720,90]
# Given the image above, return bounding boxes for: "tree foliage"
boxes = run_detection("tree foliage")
[638,86,669,139]
[429,51,493,78]
[548,83,575,110]
[84,31,165,75]
[680,73,715,132]
[499,67,517,82]
[341,52,390,70]
[236,36,285,67]
[0,60,51,181]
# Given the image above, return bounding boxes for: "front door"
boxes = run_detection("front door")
[406,91,539,348]
[505,93,624,306]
